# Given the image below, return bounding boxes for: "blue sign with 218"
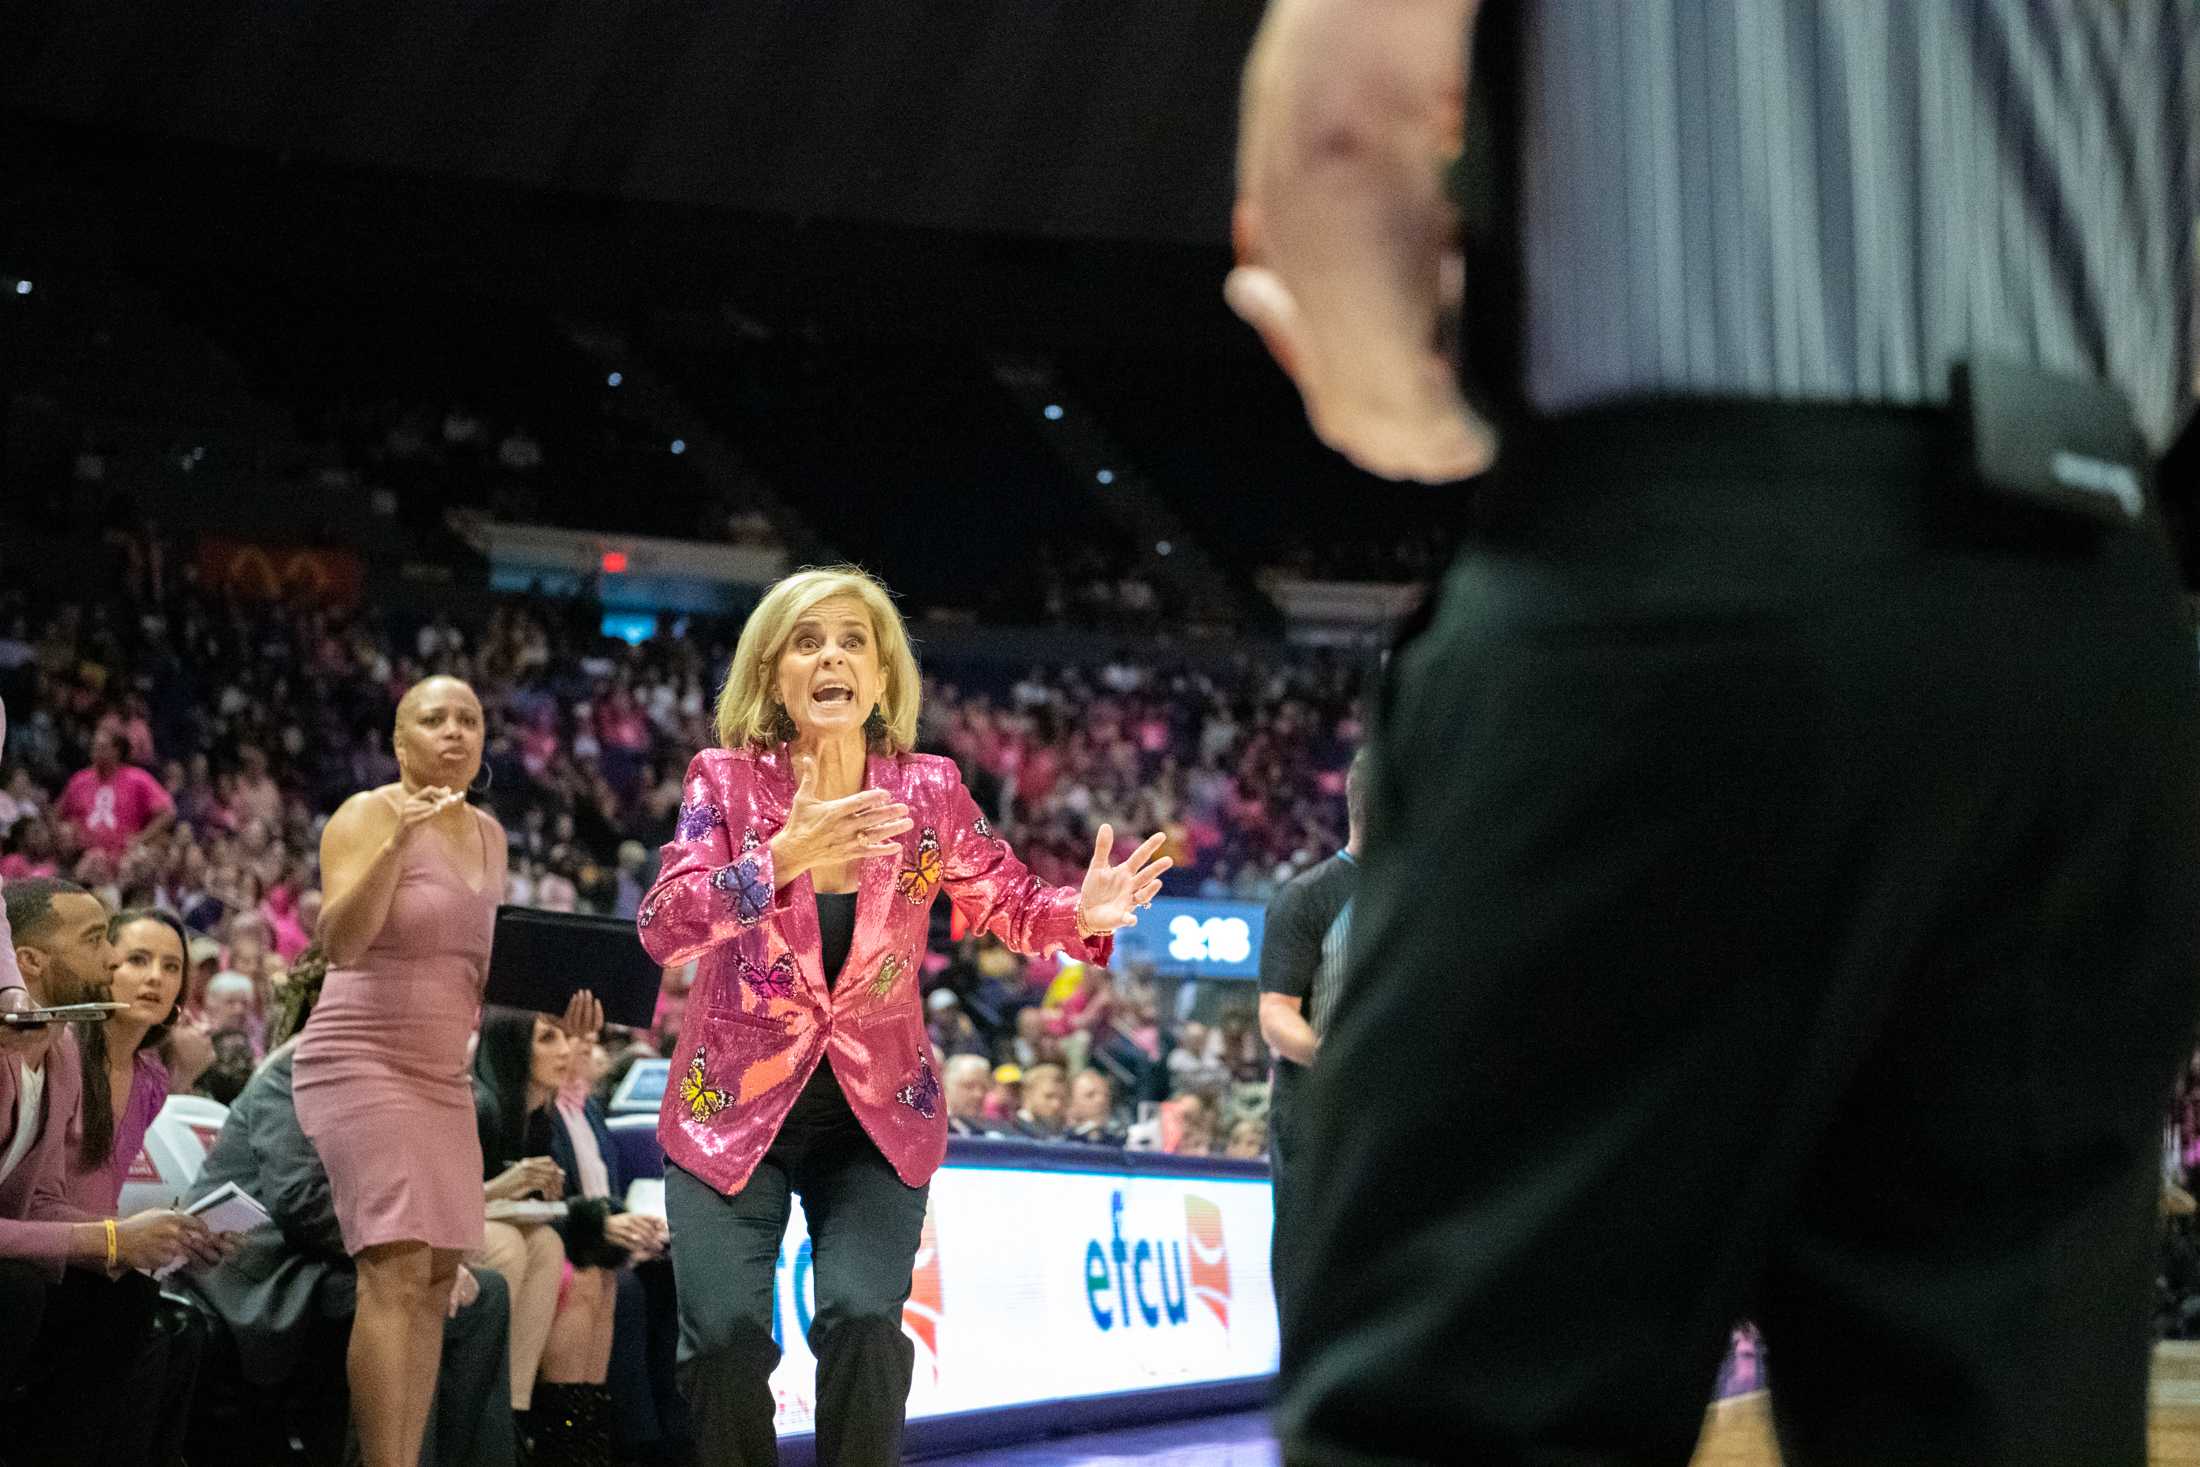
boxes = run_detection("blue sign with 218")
[1108,897,1267,979]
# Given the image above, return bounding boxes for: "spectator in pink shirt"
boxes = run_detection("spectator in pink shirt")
[0,818,61,882]
[54,731,174,859]
[596,687,649,754]
[259,880,312,962]
[231,745,284,831]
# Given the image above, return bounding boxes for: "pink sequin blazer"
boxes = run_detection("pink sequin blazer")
[639,746,1111,1195]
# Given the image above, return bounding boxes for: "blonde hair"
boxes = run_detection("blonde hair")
[715,565,921,753]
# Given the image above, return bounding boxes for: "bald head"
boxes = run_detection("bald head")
[396,674,480,728]
[393,675,486,793]
[945,1054,991,1121]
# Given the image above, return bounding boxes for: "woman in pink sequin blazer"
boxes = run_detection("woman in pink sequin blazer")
[639,566,1170,1467]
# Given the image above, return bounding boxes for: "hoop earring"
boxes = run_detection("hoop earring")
[471,762,494,795]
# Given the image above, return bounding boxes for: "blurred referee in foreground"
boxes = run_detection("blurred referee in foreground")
[1230,3,2200,1464]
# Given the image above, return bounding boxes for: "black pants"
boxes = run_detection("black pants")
[1268,1100,1302,1348]
[608,1258,691,1459]
[0,1261,199,1465]
[185,1263,514,1467]
[425,1263,519,1467]
[667,1059,930,1467]
[1279,403,2200,1467]
[0,1256,43,1393]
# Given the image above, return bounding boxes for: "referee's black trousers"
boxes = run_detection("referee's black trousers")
[1279,402,2200,1467]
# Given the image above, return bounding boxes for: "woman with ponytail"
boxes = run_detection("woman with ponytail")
[66,907,189,1212]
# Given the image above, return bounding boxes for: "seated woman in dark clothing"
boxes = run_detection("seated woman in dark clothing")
[474,1003,665,1461]
[543,1010,683,1460]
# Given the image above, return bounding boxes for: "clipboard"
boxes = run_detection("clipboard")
[0,1002,127,1027]
[152,1182,273,1278]
[485,907,664,1030]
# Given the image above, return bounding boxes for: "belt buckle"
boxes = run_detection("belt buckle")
[1954,354,2148,527]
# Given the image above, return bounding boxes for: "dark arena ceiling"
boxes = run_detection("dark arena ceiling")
[3,1,1284,352]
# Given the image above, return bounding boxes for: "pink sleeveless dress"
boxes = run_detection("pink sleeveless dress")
[295,803,505,1254]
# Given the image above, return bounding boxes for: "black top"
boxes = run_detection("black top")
[1258,852,1359,1117]
[816,891,858,991]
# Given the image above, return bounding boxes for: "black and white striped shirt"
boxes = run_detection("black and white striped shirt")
[1312,896,1354,1047]
[1519,0,2198,450]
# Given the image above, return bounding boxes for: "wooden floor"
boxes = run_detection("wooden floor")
[1689,1343,2200,1466]
[916,1345,2200,1467]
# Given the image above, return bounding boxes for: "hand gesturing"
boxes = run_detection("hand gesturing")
[1076,825,1172,935]
[558,988,603,1042]
[774,755,913,883]
[396,785,466,831]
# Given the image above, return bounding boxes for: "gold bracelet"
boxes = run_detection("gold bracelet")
[104,1218,117,1271]
[1074,897,1104,940]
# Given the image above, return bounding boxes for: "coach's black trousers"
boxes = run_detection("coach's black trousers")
[1279,403,2200,1467]
[666,1060,929,1467]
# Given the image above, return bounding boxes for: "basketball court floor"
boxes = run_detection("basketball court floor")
[917,1345,2200,1466]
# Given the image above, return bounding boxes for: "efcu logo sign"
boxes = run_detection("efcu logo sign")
[1083,1190,1230,1333]
[1183,1196,1230,1330]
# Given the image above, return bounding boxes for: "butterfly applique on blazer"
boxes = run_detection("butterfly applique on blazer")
[638,745,1112,1195]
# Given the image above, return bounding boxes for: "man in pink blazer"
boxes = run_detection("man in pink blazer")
[1,877,220,1457]
[0,699,28,1013]
[0,878,110,1275]
[639,567,1171,1467]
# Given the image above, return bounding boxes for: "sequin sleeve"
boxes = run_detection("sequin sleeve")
[637,752,791,968]
[936,763,1113,967]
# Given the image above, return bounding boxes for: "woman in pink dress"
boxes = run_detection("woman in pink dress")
[293,675,508,1467]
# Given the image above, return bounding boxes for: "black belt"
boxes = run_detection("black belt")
[1509,357,2148,516]
[1509,399,1971,498]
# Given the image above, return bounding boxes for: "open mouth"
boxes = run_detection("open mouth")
[812,685,855,706]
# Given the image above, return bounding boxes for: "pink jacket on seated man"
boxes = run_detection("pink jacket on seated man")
[0,1025,94,1276]
[0,698,23,1002]
[639,745,1111,1197]
[0,691,88,1271]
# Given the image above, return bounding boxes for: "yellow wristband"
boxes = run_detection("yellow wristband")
[104,1218,117,1271]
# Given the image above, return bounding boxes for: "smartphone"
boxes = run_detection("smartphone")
[0,1002,130,1027]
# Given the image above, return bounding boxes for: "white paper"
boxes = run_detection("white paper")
[151,1182,272,1278]
[484,1198,568,1225]
[624,1178,666,1219]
